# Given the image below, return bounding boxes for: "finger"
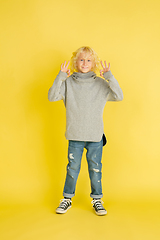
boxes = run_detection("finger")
[64,60,66,67]
[61,63,64,69]
[66,61,70,68]
[108,62,110,69]
[101,61,105,69]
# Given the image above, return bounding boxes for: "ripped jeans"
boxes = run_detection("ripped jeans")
[63,137,103,199]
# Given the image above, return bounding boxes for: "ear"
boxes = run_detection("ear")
[75,61,78,70]
[92,61,96,71]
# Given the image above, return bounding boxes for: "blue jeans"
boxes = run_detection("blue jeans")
[63,137,103,199]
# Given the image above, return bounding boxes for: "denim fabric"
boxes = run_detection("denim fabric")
[63,137,103,199]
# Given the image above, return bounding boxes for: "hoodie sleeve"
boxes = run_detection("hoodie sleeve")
[103,71,123,101]
[48,71,68,102]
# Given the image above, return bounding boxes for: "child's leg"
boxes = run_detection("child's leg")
[85,138,103,199]
[63,140,85,199]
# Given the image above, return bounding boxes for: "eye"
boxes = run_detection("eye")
[88,60,91,62]
[80,59,84,61]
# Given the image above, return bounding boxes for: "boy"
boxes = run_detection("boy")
[48,46,123,215]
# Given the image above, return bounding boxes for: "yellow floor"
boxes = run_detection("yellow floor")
[1,200,160,240]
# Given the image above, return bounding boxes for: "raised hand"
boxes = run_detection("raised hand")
[100,61,110,77]
[61,61,70,76]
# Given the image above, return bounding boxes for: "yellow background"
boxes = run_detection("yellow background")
[0,0,160,239]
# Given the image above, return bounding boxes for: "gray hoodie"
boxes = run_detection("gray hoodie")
[48,70,123,142]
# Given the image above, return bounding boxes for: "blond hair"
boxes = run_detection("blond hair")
[70,46,100,73]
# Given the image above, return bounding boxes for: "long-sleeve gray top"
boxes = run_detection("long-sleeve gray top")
[48,70,123,142]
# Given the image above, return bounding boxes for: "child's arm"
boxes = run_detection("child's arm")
[48,61,70,102]
[100,61,123,101]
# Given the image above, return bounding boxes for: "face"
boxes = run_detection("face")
[76,52,94,73]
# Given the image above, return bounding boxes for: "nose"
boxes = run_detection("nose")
[83,60,87,65]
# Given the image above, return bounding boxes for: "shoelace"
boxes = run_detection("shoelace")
[91,199,104,210]
[59,199,72,209]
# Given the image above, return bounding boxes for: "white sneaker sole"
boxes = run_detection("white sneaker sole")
[56,205,72,214]
[93,208,107,216]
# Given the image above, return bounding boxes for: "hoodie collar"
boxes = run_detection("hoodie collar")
[71,71,97,82]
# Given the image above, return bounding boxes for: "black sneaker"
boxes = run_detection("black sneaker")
[91,199,107,216]
[56,199,72,214]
